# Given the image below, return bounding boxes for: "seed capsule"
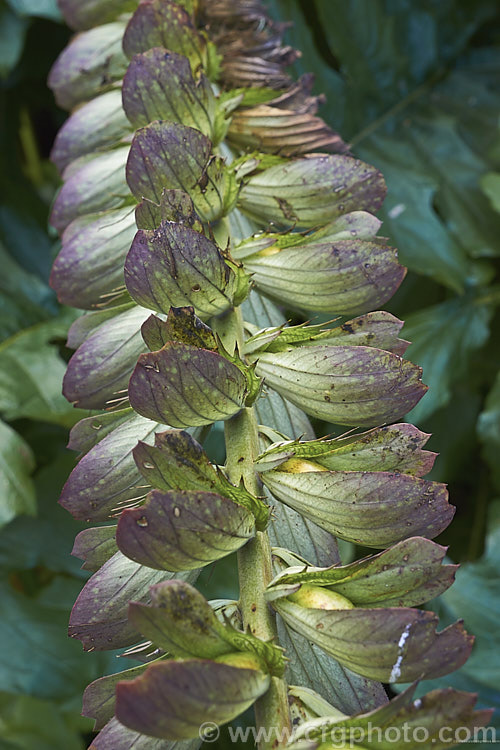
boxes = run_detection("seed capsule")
[288,584,354,610]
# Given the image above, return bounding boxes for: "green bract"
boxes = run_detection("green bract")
[48,1,490,748]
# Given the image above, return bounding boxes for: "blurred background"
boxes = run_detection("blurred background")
[0,0,498,747]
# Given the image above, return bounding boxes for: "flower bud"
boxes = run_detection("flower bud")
[279,458,328,474]
[214,652,264,671]
[288,585,354,611]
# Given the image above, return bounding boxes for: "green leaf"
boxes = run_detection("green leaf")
[403,295,493,423]
[481,172,500,213]
[0,244,56,340]
[0,312,84,427]
[0,420,36,527]
[439,502,500,689]
[0,576,110,701]
[0,4,27,77]
[0,691,86,750]
[129,582,235,660]
[478,374,500,491]
[270,2,500,291]
[6,0,61,21]
[395,505,500,747]
[243,239,404,316]
[0,448,83,574]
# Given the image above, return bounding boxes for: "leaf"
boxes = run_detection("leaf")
[145,307,219,353]
[291,684,491,750]
[83,663,148,731]
[274,598,473,684]
[0,691,86,750]
[67,407,134,455]
[0,312,83,427]
[135,189,202,232]
[124,222,236,317]
[262,468,452,548]
[128,343,249,427]
[66,303,135,350]
[0,5,27,78]
[51,90,131,173]
[122,0,206,70]
[402,295,493,423]
[255,344,427,427]
[133,429,268,527]
[431,503,500,692]
[116,489,255,570]
[58,0,137,30]
[91,716,198,750]
[122,48,215,135]
[51,207,136,310]
[63,305,150,411]
[478,373,500,491]
[238,155,386,229]
[47,21,129,110]
[0,577,110,700]
[0,421,36,527]
[247,313,408,357]
[72,526,118,572]
[127,581,235,659]
[60,412,161,521]
[125,120,210,203]
[278,622,387,717]
[128,581,284,674]
[0,449,83,575]
[115,660,270,740]
[256,423,436,476]
[269,538,456,609]
[243,238,405,316]
[126,121,235,222]
[0,242,57,340]
[68,550,198,651]
[6,0,61,21]
[50,148,131,234]
[481,172,500,214]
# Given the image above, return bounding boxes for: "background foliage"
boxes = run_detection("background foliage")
[0,0,498,747]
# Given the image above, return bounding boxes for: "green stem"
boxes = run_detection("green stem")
[221,309,291,750]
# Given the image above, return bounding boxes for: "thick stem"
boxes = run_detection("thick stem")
[221,310,291,750]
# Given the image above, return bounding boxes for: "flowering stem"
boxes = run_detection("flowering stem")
[222,308,291,749]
